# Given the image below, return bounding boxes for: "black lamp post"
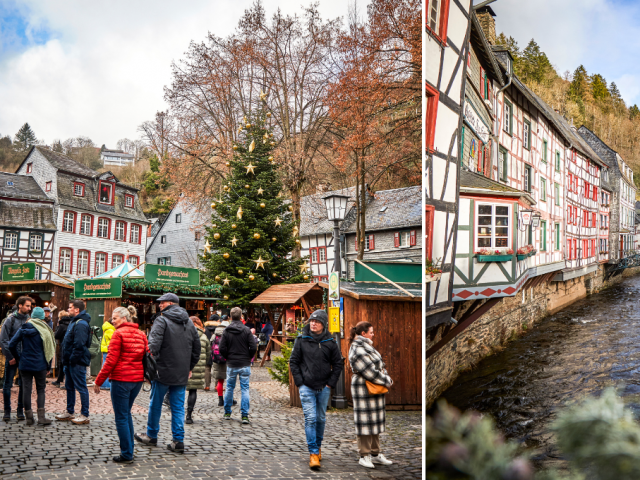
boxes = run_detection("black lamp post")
[322,192,350,409]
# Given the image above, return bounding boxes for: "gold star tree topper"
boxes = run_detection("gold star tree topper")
[231,236,239,247]
[237,206,243,219]
[246,163,256,175]
[253,256,269,269]
[274,216,282,227]
[260,90,268,101]
[299,261,310,274]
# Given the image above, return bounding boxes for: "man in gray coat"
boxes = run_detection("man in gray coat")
[0,296,33,421]
[134,293,200,453]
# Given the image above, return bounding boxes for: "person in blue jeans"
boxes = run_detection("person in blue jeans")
[55,300,92,425]
[219,307,257,424]
[134,293,200,453]
[289,309,344,469]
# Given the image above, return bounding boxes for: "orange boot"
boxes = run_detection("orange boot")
[309,454,320,469]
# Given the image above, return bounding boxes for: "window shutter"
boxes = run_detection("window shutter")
[480,67,485,97]
[488,79,492,101]
[369,234,375,250]
[592,212,596,226]
[410,230,416,246]
[394,232,400,247]
[355,237,358,251]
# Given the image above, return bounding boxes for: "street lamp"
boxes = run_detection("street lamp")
[322,192,350,409]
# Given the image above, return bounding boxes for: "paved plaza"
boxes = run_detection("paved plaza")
[0,365,422,479]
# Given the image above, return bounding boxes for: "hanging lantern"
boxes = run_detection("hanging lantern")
[223,252,230,259]
[253,233,261,239]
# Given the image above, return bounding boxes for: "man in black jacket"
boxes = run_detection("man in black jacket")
[55,300,92,425]
[219,307,256,424]
[0,296,33,421]
[135,293,200,453]
[289,309,344,469]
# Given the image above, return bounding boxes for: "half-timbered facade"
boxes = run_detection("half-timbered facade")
[425,0,473,327]
[599,186,611,262]
[0,172,56,279]
[578,126,637,261]
[16,147,149,279]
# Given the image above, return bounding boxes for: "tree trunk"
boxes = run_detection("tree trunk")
[290,187,302,259]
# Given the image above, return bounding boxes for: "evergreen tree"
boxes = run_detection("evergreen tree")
[51,140,63,153]
[201,98,308,307]
[630,104,640,120]
[519,39,554,84]
[569,65,589,101]
[13,123,38,152]
[591,74,610,101]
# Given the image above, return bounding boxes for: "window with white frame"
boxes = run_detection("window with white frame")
[74,183,84,196]
[29,233,42,254]
[4,232,18,250]
[158,257,171,265]
[128,256,139,267]
[477,204,510,249]
[97,218,110,238]
[319,247,326,262]
[523,120,530,150]
[80,215,92,235]
[311,248,318,263]
[45,181,52,192]
[427,0,441,33]
[60,248,72,274]
[63,212,75,232]
[130,224,140,244]
[115,221,125,241]
[95,253,107,275]
[125,194,134,208]
[503,101,512,134]
[161,235,167,244]
[400,231,411,247]
[77,251,89,276]
[112,254,124,268]
[175,213,182,223]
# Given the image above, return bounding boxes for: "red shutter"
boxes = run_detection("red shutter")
[369,234,375,250]
[592,212,596,226]
[410,230,416,246]
[480,67,485,98]
[394,232,400,247]
[593,186,598,201]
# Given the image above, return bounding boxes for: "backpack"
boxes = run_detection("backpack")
[84,322,101,360]
[211,334,226,364]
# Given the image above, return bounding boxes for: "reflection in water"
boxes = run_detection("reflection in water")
[438,276,640,465]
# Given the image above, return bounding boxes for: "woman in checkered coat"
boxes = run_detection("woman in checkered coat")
[348,321,394,469]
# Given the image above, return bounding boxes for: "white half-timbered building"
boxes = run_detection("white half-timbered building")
[16,147,149,279]
[299,187,356,282]
[425,0,472,328]
[0,172,56,279]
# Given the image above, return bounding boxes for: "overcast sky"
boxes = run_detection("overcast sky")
[0,0,355,148]
[493,0,640,107]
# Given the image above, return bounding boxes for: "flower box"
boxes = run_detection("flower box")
[517,254,528,261]
[476,254,513,263]
[425,273,442,283]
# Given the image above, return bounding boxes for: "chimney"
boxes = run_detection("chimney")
[476,7,497,46]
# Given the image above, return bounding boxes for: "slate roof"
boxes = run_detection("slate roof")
[0,172,50,201]
[299,187,357,236]
[0,200,56,230]
[342,186,421,233]
[460,170,536,205]
[33,147,98,178]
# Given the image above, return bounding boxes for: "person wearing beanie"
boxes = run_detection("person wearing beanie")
[8,306,56,425]
[289,309,344,470]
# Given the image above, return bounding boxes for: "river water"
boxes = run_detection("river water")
[438,275,640,464]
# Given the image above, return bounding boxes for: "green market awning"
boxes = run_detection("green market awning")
[122,277,222,297]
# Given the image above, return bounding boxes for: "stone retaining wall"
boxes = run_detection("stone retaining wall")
[425,265,640,408]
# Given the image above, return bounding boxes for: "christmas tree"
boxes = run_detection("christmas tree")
[201,95,310,307]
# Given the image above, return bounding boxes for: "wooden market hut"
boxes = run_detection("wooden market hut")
[319,280,421,410]
[0,279,73,326]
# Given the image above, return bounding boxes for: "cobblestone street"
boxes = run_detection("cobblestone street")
[0,365,422,479]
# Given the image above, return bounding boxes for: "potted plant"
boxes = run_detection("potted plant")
[475,248,514,263]
[425,257,442,283]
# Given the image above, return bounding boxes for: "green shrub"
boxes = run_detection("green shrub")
[268,342,293,386]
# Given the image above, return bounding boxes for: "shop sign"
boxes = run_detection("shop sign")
[464,101,490,143]
[74,278,122,299]
[2,263,36,282]
[145,264,200,286]
[328,271,340,301]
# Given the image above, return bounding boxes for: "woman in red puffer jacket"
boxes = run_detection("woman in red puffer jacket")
[94,306,147,464]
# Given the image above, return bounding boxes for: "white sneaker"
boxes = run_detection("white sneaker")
[372,454,393,465]
[55,412,74,421]
[359,455,375,469]
[70,414,90,425]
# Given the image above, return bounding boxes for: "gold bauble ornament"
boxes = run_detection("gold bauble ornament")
[223,252,230,259]
[272,237,277,242]
[260,203,266,208]
[225,162,230,167]
[269,133,273,138]
[295,239,300,244]
[246,124,251,128]
[244,185,250,189]
[253,233,261,239]
[215,275,221,281]
[249,274,255,281]
[237,269,243,275]
[223,295,229,300]
[213,233,220,240]
[213,223,217,228]
[211,202,216,209]
[266,112,271,117]
[268,156,274,161]
[272,273,278,278]
[288,205,294,212]
[233,145,238,150]
[270,141,275,146]
[304,275,309,280]
[231,224,237,229]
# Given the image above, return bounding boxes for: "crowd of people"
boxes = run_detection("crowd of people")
[0,293,395,470]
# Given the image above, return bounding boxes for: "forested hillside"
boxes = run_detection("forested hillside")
[497,33,640,193]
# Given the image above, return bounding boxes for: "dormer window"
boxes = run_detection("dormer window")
[125,194,134,208]
[98,180,113,204]
[74,182,85,197]
[45,181,52,192]
[26,163,32,173]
